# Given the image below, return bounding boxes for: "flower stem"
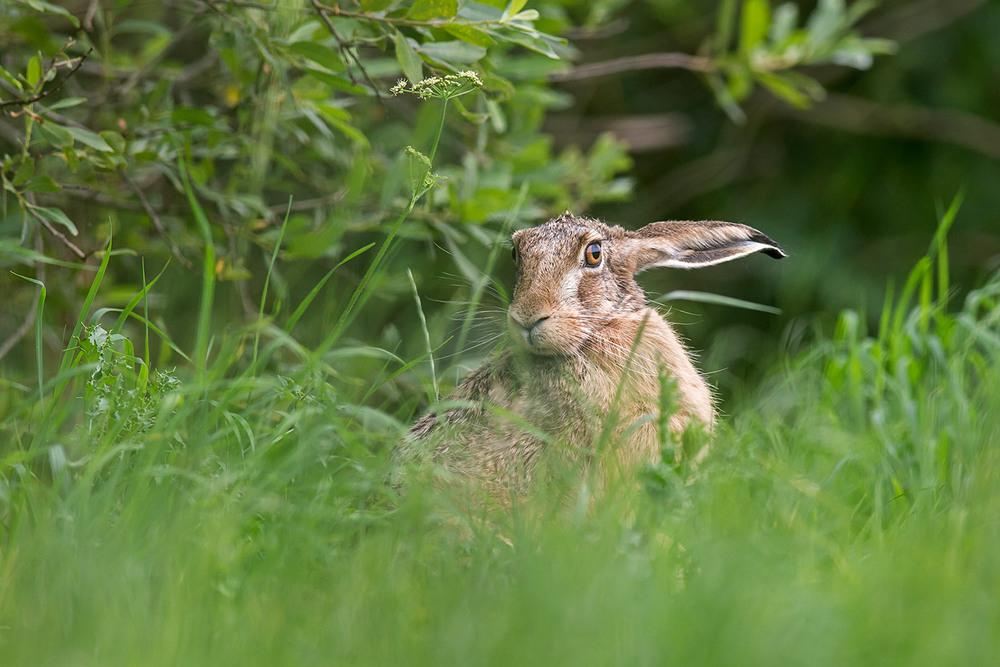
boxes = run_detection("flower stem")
[317,95,451,356]
[427,98,448,165]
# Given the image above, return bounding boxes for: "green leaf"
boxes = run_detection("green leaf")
[726,65,752,102]
[289,41,346,72]
[706,73,746,123]
[508,9,539,22]
[406,0,458,21]
[0,63,23,91]
[443,24,497,48]
[754,71,812,107]
[45,96,87,111]
[418,40,488,64]
[21,0,81,27]
[499,31,560,59]
[25,175,62,193]
[360,0,395,10]
[100,131,127,154]
[0,242,89,269]
[739,0,771,55]
[806,0,846,47]
[506,0,529,18]
[30,205,79,235]
[394,30,423,84]
[64,126,114,152]
[172,108,217,126]
[12,158,35,187]
[39,121,73,148]
[26,55,42,89]
[452,97,489,124]
[769,3,799,45]
[63,145,79,172]
[458,2,504,21]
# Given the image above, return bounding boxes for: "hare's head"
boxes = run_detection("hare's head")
[507,213,785,357]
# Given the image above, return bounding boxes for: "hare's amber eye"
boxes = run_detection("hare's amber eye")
[584,241,602,267]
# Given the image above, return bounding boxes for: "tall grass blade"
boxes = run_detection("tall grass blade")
[178,156,216,381]
[454,182,527,356]
[317,197,416,359]
[255,197,293,371]
[933,191,963,307]
[59,235,112,375]
[110,260,169,334]
[408,268,438,403]
[285,243,375,333]
[655,289,783,314]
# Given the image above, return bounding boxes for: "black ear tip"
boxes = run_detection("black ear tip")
[748,231,786,259]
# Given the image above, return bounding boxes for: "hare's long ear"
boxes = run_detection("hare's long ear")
[625,220,786,272]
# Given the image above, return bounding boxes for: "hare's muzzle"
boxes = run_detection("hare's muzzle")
[508,311,555,353]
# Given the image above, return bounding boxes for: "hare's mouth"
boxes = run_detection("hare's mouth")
[507,313,579,357]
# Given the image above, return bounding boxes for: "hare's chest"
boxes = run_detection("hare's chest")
[514,364,619,441]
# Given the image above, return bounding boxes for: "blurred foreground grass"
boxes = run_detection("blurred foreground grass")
[2,200,999,665]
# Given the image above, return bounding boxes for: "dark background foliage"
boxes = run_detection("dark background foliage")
[554,0,999,398]
[1,0,998,417]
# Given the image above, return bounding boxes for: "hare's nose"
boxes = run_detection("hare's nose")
[527,315,549,332]
[522,316,549,345]
[509,312,550,346]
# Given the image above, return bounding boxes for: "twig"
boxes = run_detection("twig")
[0,307,37,361]
[28,207,87,259]
[0,46,94,111]
[310,0,382,101]
[84,0,100,31]
[549,52,713,83]
[0,229,47,361]
[122,173,195,270]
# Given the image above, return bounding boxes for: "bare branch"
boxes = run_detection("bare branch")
[0,307,37,361]
[84,0,100,32]
[122,173,195,270]
[29,208,87,260]
[549,52,713,83]
[310,0,382,101]
[778,93,1000,161]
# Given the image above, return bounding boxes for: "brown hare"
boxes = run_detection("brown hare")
[401,213,785,496]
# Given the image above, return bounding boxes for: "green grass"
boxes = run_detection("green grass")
[3,201,1000,665]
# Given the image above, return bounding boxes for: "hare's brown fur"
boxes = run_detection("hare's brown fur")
[402,213,784,495]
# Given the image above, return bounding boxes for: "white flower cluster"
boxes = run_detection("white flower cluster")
[390,70,483,100]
